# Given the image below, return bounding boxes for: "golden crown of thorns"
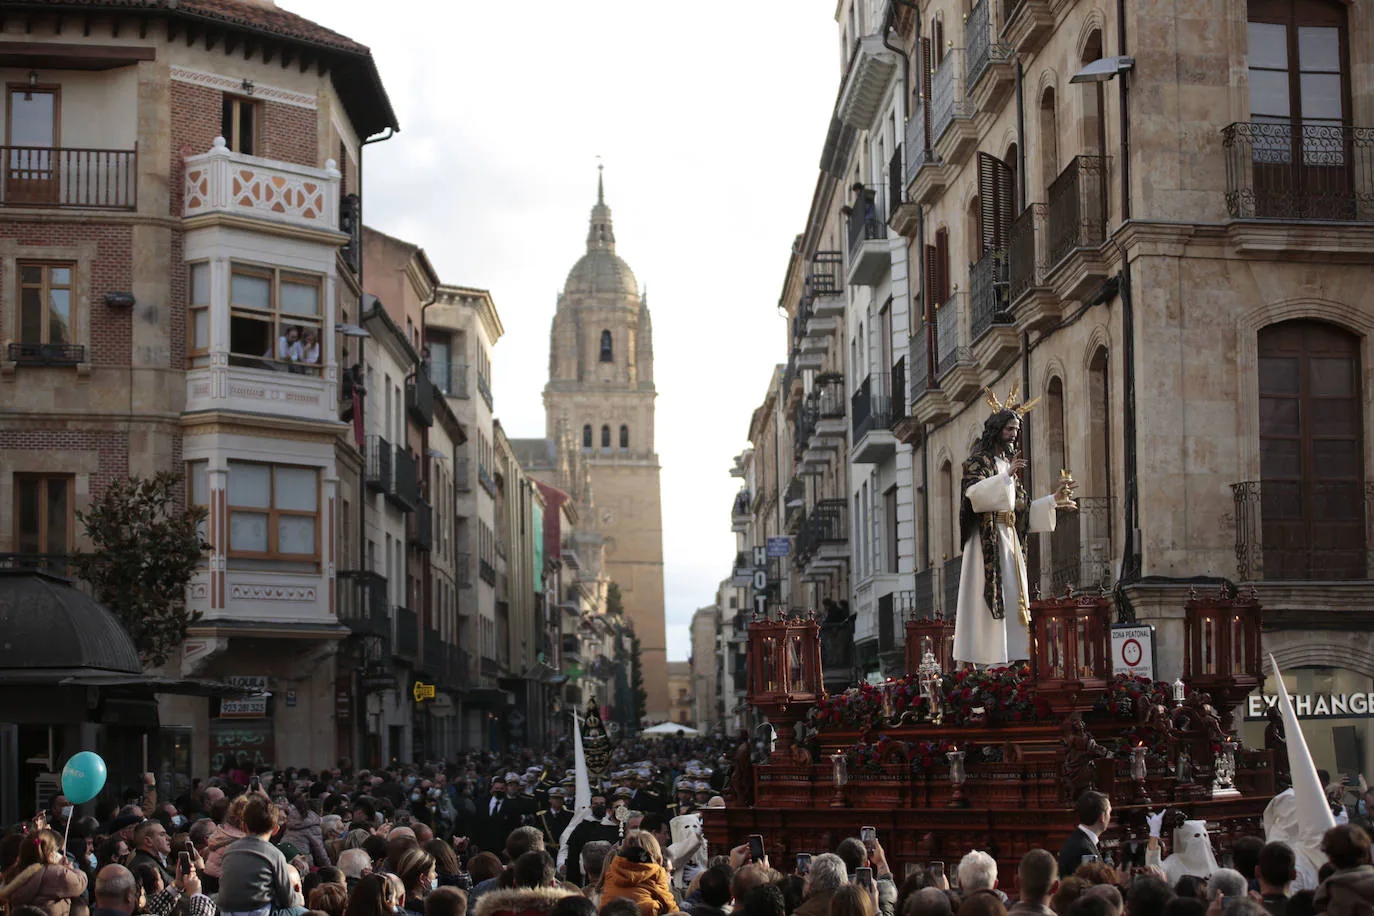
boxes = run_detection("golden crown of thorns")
[984,383,1041,417]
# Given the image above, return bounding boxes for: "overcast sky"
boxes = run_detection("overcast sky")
[284,0,839,660]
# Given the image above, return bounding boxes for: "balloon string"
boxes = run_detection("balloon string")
[61,814,71,863]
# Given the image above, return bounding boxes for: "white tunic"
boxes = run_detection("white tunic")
[952,456,1058,666]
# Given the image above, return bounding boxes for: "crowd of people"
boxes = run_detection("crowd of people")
[0,742,1369,916]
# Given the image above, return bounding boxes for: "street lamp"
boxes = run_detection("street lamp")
[1069,56,1135,83]
[1070,56,1136,222]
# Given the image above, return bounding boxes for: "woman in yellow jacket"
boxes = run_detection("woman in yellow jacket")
[599,832,678,916]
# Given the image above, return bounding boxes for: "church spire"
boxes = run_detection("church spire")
[587,165,615,253]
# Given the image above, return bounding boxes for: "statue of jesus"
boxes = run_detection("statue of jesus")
[953,386,1077,667]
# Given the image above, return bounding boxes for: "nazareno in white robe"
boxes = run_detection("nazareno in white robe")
[952,456,1058,666]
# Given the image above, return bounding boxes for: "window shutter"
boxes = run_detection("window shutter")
[920,38,933,148]
[978,152,1016,253]
[924,244,939,310]
[935,229,950,304]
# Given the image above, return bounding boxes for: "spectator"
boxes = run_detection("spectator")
[0,829,90,916]
[687,865,734,916]
[1066,895,1116,916]
[1209,871,1251,905]
[905,889,953,916]
[309,883,348,916]
[345,874,400,916]
[604,902,647,916]
[512,851,556,889]
[218,795,294,915]
[338,850,372,889]
[1011,849,1059,916]
[1314,825,1374,916]
[1287,893,1316,916]
[284,796,330,871]
[471,828,544,911]
[836,839,897,916]
[471,857,573,916]
[1053,877,1089,915]
[128,822,174,888]
[582,842,614,905]
[1084,886,1124,916]
[398,847,439,916]
[1163,901,1207,916]
[427,887,469,916]
[1060,794,1111,882]
[961,852,1001,895]
[1126,875,1176,916]
[964,891,1011,916]
[205,795,251,879]
[1234,840,1267,895]
[829,885,876,916]
[552,898,596,916]
[742,884,786,916]
[796,855,849,916]
[427,840,466,890]
[1258,842,1297,916]
[600,832,676,916]
[92,865,138,916]
[732,864,777,909]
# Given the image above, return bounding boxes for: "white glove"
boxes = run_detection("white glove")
[1147,812,1164,838]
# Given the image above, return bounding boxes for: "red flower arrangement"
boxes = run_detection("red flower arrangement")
[940,662,1049,725]
[1099,674,1172,720]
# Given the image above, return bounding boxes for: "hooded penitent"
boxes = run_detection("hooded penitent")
[1263,655,1336,891]
[1162,820,1220,885]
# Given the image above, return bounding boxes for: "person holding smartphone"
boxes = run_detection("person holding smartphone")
[838,833,897,916]
[793,855,853,916]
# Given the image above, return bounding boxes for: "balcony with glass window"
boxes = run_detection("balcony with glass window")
[183,261,336,423]
[1045,155,1112,301]
[433,362,469,399]
[935,291,981,402]
[1006,202,1061,333]
[908,326,952,425]
[931,49,977,166]
[968,250,1019,372]
[846,186,890,287]
[337,569,390,640]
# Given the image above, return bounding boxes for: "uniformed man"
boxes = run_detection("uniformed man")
[693,781,713,810]
[533,786,573,857]
[631,767,666,817]
[667,777,695,816]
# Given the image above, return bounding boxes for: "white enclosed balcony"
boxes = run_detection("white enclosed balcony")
[183,138,342,233]
[837,35,901,131]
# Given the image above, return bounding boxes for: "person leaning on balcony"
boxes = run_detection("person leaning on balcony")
[297,329,320,369]
[275,325,301,368]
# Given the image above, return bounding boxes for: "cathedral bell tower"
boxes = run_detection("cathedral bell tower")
[543,171,667,722]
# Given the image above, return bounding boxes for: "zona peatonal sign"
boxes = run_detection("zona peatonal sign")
[1109,624,1157,680]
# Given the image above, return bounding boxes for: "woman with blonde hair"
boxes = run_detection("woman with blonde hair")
[0,829,89,916]
[204,793,252,879]
[829,885,876,916]
[397,847,437,916]
[599,832,676,916]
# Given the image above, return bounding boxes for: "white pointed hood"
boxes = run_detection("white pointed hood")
[1263,654,1335,890]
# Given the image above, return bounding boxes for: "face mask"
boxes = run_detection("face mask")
[406,777,418,787]
[591,805,607,820]
[411,793,421,802]
[87,854,97,869]
[492,789,505,798]
[61,806,73,819]
[171,815,186,828]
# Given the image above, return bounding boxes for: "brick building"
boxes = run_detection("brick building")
[0,0,398,778]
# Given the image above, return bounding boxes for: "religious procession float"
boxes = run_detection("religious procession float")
[703,389,1296,888]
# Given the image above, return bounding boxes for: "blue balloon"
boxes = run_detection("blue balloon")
[61,751,107,805]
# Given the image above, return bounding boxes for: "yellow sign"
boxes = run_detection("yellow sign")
[413,681,436,702]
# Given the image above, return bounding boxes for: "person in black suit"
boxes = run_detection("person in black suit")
[476,775,520,855]
[1058,791,1112,879]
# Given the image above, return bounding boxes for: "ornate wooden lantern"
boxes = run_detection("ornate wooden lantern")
[747,616,823,762]
[1029,592,1112,713]
[1183,586,1262,731]
[905,617,954,676]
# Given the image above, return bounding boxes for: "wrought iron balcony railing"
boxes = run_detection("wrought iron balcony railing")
[969,249,1010,342]
[407,370,434,427]
[7,342,84,365]
[965,0,1012,90]
[1048,496,1115,595]
[910,327,932,402]
[1221,121,1374,222]
[889,144,905,218]
[1046,155,1109,270]
[851,374,896,441]
[1008,203,1049,302]
[932,49,971,144]
[941,555,962,618]
[337,570,389,639]
[365,435,393,494]
[1,146,137,209]
[1230,480,1372,581]
[935,292,971,379]
[847,186,887,264]
[390,445,418,512]
[808,251,843,295]
[906,100,937,187]
[796,498,848,561]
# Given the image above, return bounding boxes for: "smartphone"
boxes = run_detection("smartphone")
[748,834,765,862]
[797,853,812,876]
[183,839,195,856]
[860,826,877,846]
[855,866,874,892]
[249,776,260,792]
[1081,854,1101,865]
[177,851,192,876]
[905,863,922,879]
[929,861,946,879]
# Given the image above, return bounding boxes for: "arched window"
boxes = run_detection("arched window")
[937,459,956,558]
[619,425,629,449]
[599,330,613,363]
[582,425,592,448]
[1079,30,1105,154]
[601,425,611,448]
[1258,320,1363,577]
[1039,87,1059,197]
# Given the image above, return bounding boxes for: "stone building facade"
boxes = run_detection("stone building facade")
[732,0,1374,774]
[0,0,398,778]
[542,177,669,722]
